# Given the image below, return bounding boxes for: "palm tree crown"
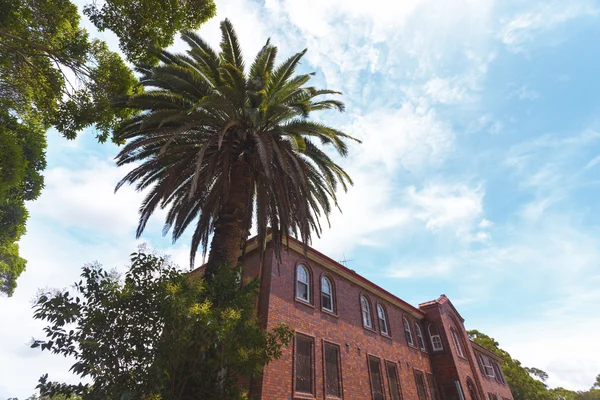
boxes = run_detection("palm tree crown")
[115,19,358,279]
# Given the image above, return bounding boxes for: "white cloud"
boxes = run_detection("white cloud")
[348,103,454,174]
[491,316,600,391]
[28,159,142,237]
[405,183,484,234]
[498,1,599,53]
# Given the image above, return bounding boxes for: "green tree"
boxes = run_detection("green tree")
[115,20,358,280]
[0,0,214,295]
[0,109,46,296]
[84,0,215,64]
[31,249,292,399]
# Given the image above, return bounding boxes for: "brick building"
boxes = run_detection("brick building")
[235,235,513,400]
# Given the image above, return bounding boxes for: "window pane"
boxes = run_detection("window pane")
[362,297,372,328]
[378,305,388,334]
[386,362,402,400]
[295,335,313,394]
[369,357,385,400]
[429,324,443,351]
[297,281,309,301]
[322,277,331,294]
[297,266,308,283]
[322,292,332,311]
[414,371,428,400]
[451,329,464,357]
[404,318,414,345]
[324,343,341,397]
[427,374,439,400]
[416,324,426,350]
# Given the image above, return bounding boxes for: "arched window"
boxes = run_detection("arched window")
[467,377,478,400]
[377,304,389,335]
[450,327,464,357]
[296,265,310,302]
[321,276,334,312]
[361,296,372,328]
[428,323,443,351]
[403,317,414,346]
[415,323,426,350]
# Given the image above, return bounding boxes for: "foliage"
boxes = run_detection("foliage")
[31,250,293,399]
[468,330,600,400]
[84,0,215,64]
[115,19,359,278]
[0,0,214,295]
[0,0,141,142]
[0,109,46,295]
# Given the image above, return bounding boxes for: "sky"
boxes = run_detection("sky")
[2,0,600,397]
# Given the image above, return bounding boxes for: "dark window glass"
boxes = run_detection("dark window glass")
[295,335,313,394]
[369,356,385,400]
[322,277,334,311]
[416,323,426,350]
[386,361,402,400]
[324,343,341,397]
[414,370,428,400]
[492,362,505,384]
[427,374,439,400]
[467,378,478,400]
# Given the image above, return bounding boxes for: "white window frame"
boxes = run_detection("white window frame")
[415,323,426,351]
[428,323,444,351]
[296,265,310,302]
[361,296,372,328]
[450,328,465,357]
[403,317,414,346]
[377,304,389,335]
[321,276,334,312]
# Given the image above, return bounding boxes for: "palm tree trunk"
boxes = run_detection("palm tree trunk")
[204,160,252,282]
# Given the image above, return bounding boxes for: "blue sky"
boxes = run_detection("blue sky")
[2,0,600,397]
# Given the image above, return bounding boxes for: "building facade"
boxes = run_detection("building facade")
[237,236,513,400]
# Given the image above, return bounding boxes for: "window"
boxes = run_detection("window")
[321,276,334,312]
[296,265,310,302]
[377,304,389,335]
[428,323,443,351]
[414,370,429,400]
[450,328,464,357]
[427,374,440,400]
[492,361,505,384]
[488,393,499,400]
[415,323,426,351]
[295,334,314,395]
[386,362,402,400]
[368,356,385,400]
[361,296,373,328]
[324,342,342,397]
[476,354,486,375]
[403,317,414,346]
[479,354,495,378]
[467,378,478,400]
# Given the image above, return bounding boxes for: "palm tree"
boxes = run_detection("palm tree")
[115,19,358,280]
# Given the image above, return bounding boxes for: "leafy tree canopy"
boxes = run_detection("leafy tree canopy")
[84,0,216,64]
[31,249,293,399]
[468,330,600,400]
[0,0,214,295]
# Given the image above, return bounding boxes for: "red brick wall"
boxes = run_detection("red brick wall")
[421,300,513,400]
[253,246,434,399]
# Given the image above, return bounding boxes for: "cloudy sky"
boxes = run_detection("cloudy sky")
[2,0,600,397]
